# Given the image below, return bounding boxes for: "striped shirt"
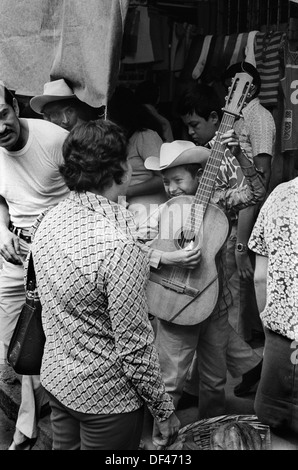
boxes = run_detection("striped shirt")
[31,191,174,420]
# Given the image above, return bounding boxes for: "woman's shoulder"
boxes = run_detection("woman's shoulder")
[130,128,161,142]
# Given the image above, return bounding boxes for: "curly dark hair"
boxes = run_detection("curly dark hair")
[60,119,128,192]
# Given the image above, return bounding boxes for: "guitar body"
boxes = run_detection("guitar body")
[145,72,253,325]
[146,195,231,325]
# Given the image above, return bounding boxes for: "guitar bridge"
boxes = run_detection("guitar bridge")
[160,278,198,297]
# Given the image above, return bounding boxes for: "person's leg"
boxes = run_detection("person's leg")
[47,392,80,450]
[226,324,263,376]
[238,253,264,342]
[80,407,144,450]
[254,328,298,433]
[0,256,26,364]
[197,313,229,419]
[155,319,200,408]
[49,391,144,450]
[178,352,200,409]
[1,240,49,449]
[9,375,46,449]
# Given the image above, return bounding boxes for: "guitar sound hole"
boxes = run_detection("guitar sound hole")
[177,229,195,249]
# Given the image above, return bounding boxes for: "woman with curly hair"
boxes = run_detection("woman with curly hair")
[29,120,180,450]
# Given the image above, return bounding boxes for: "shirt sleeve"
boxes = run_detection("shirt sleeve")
[103,240,175,422]
[249,108,276,157]
[212,156,266,214]
[136,203,163,269]
[136,130,163,162]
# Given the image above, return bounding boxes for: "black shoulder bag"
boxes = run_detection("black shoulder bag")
[7,252,45,375]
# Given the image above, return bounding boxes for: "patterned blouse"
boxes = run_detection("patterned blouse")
[249,177,298,340]
[31,191,175,420]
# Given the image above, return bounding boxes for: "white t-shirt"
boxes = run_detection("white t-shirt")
[0,118,70,228]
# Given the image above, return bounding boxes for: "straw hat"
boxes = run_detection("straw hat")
[30,79,76,114]
[144,141,210,171]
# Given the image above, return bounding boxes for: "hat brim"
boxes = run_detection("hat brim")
[145,147,210,171]
[30,94,76,114]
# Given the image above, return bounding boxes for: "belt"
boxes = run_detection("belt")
[10,224,32,243]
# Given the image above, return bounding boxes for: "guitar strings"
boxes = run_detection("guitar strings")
[168,113,235,286]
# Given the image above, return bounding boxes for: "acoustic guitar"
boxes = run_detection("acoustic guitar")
[146,72,253,325]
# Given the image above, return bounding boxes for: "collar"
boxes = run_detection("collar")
[70,191,128,217]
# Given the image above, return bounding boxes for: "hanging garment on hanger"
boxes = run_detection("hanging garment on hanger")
[149,6,168,64]
[122,7,141,57]
[280,39,298,152]
[192,34,213,79]
[198,35,217,82]
[245,30,259,66]
[228,32,249,66]
[254,31,286,107]
[122,6,155,64]
[151,12,170,71]
[171,23,197,73]
[220,33,240,71]
[200,34,225,83]
[179,33,205,80]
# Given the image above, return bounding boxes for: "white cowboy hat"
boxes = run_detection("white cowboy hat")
[30,79,76,114]
[144,140,210,171]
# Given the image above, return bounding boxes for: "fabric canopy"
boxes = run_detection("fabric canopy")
[0,0,129,106]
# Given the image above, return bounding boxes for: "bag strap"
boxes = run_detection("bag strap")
[26,251,36,292]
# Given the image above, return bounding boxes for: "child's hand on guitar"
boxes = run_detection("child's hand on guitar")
[218,129,241,157]
[160,244,201,269]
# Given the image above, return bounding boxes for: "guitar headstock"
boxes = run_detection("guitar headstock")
[223,72,253,118]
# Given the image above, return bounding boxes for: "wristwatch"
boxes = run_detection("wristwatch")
[236,243,248,252]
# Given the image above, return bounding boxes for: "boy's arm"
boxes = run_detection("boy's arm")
[213,130,266,212]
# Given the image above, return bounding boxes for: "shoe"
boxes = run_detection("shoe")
[234,360,263,397]
[177,392,198,410]
[8,437,37,450]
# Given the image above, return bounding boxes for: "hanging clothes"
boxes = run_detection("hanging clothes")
[254,31,286,108]
[280,39,298,152]
[228,32,249,67]
[122,7,141,57]
[149,6,169,66]
[0,0,129,106]
[170,23,198,73]
[122,5,155,64]
[179,33,205,80]
[192,35,214,80]
[244,30,259,66]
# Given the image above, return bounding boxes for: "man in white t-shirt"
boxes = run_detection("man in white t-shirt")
[0,80,69,449]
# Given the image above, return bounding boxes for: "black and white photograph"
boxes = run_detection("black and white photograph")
[0,0,297,454]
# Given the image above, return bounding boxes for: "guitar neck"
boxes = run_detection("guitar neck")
[196,112,235,207]
[186,112,236,233]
